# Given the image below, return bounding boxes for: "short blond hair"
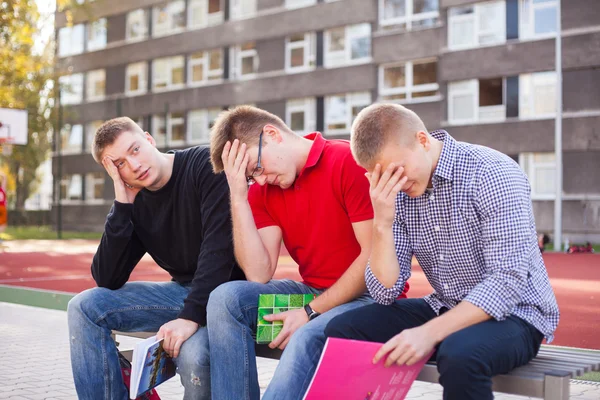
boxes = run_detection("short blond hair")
[92,117,144,163]
[209,105,290,173]
[350,103,427,168]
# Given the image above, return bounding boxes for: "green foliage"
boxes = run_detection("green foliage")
[0,225,103,240]
[0,0,54,209]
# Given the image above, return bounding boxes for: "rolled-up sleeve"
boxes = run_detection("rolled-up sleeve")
[464,163,532,320]
[366,212,413,304]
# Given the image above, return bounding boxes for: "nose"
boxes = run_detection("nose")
[254,175,268,186]
[129,156,142,172]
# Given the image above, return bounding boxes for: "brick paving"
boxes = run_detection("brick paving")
[1,302,599,399]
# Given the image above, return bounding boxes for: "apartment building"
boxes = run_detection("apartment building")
[53,0,600,241]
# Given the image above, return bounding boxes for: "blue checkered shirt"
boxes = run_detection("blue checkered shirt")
[366,130,560,342]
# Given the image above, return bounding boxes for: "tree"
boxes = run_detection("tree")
[0,0,54,209]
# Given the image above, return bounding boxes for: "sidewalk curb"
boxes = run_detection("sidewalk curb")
[0,284,75,311]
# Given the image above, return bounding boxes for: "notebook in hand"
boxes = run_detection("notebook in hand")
[303,337,433,400]
[256,293,316,343]
[129,336,176,399]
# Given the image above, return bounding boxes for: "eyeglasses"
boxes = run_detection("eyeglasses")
[247,130,264,185]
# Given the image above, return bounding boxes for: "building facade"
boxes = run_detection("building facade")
[54,0,600,241]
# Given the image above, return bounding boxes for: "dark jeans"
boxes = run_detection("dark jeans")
[324,299,544,400]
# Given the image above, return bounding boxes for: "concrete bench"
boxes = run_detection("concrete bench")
[112,331,600,400]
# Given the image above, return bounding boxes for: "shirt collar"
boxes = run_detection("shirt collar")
[299,132,326,174]
[430,130,456,183]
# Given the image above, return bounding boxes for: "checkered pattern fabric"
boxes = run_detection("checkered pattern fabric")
[366,130,560,342]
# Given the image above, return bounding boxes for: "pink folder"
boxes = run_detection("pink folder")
[303,337,432,400]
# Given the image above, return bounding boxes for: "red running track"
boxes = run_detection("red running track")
[0,248,598,349]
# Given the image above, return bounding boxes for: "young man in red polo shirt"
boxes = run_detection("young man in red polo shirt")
[207,105,409,400]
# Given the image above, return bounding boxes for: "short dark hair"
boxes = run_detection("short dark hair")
[92,117,144,163]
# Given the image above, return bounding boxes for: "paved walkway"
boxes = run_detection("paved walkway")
[1,302,599,399]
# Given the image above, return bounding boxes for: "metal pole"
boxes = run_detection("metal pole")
[57,89,63,240]
[164,102,170,152]
[554,0,563,252]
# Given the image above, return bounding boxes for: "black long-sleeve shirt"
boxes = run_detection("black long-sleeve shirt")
[91,146,244,326]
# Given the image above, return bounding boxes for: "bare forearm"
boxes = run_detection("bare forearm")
[424,301,492,344]
[231,200,274,282]
[371,222,401,288]
[310,251,369,313]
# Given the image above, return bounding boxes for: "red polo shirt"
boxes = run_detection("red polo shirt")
[249,133,409,298]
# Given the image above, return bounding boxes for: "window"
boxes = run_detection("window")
[325,92,371,135]
[448,1,505,50]
[230,42,258,79]
[87,18,107,51]
[285,0,316,9]
[126,9,149,42]
[86,172,105,202]
[519,153,556,199]
[152,112,185,147]
[379,0,440,30]
[153,0,186,37]
[325,24,371,68]
[60,174,83,202]
[86,121,103,152]
[60,124,83,154]
[230,0,256,20]
[189,0,223,29]
[188,108,221,143]
[520,71,556,119]
[285,33,316,72]
[126,62,148,96]
[153,56,185,91]
[379,58,439,102]
[86,69,106,102]
[58,24,84,57]
[520,0,557,40]
[448,78,506,124]
[286,98,316,135]
[59,74,84,105]
[189,49,223,85]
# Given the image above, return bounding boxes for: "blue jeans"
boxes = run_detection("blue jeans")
[67,281,211,400]
[206,279,374,400]
[325,299,544,400]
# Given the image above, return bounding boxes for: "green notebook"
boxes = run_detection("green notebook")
[256,294,316,344]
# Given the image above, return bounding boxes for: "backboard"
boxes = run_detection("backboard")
[0,108,28,146]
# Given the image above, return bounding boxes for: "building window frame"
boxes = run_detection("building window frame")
[87,18,107,52]
[285,33,316,73]
[378,0,440,31]
[519,71,556,120]
[188,49,223,86]
[152,0,186,38]
[325,92,372,135]
[519,0,558,40]
[285,0,317,9]
[58,24,85,57]
[378,58,440,103]
[126,9,149,42]
[86,69,106,102]
[152,112,186,147]
[59,74,84,105]
[230,43,259,80]
[85,172,106,204]
[230,0,257,20]
[286,98,316,136]
[60,124,84,155]
[188,0,224,29]
[152,56,185,91]
[324,23,372,68]
[60,174,83,203]
[447,1,506,51]
[126,62,148,96]
[187,108,221,144]
[448,78,506,124]
[519,152,556,200]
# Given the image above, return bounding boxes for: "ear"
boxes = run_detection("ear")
[416,130,430,150]
[263,124,283,144]
[144,131,157,148]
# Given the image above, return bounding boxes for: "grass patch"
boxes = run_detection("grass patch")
[543,243,599,253]
[0,226,102,241]
[576,371,600,382]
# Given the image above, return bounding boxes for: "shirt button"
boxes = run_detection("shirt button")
[440,254,444,261]
[430,195,435,201]
[443,284,449,290]
[434,225,440,232]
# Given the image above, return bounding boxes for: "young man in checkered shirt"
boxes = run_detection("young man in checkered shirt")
[325,103,560,400]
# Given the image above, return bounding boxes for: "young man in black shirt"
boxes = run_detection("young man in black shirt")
[67,117,243,400]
